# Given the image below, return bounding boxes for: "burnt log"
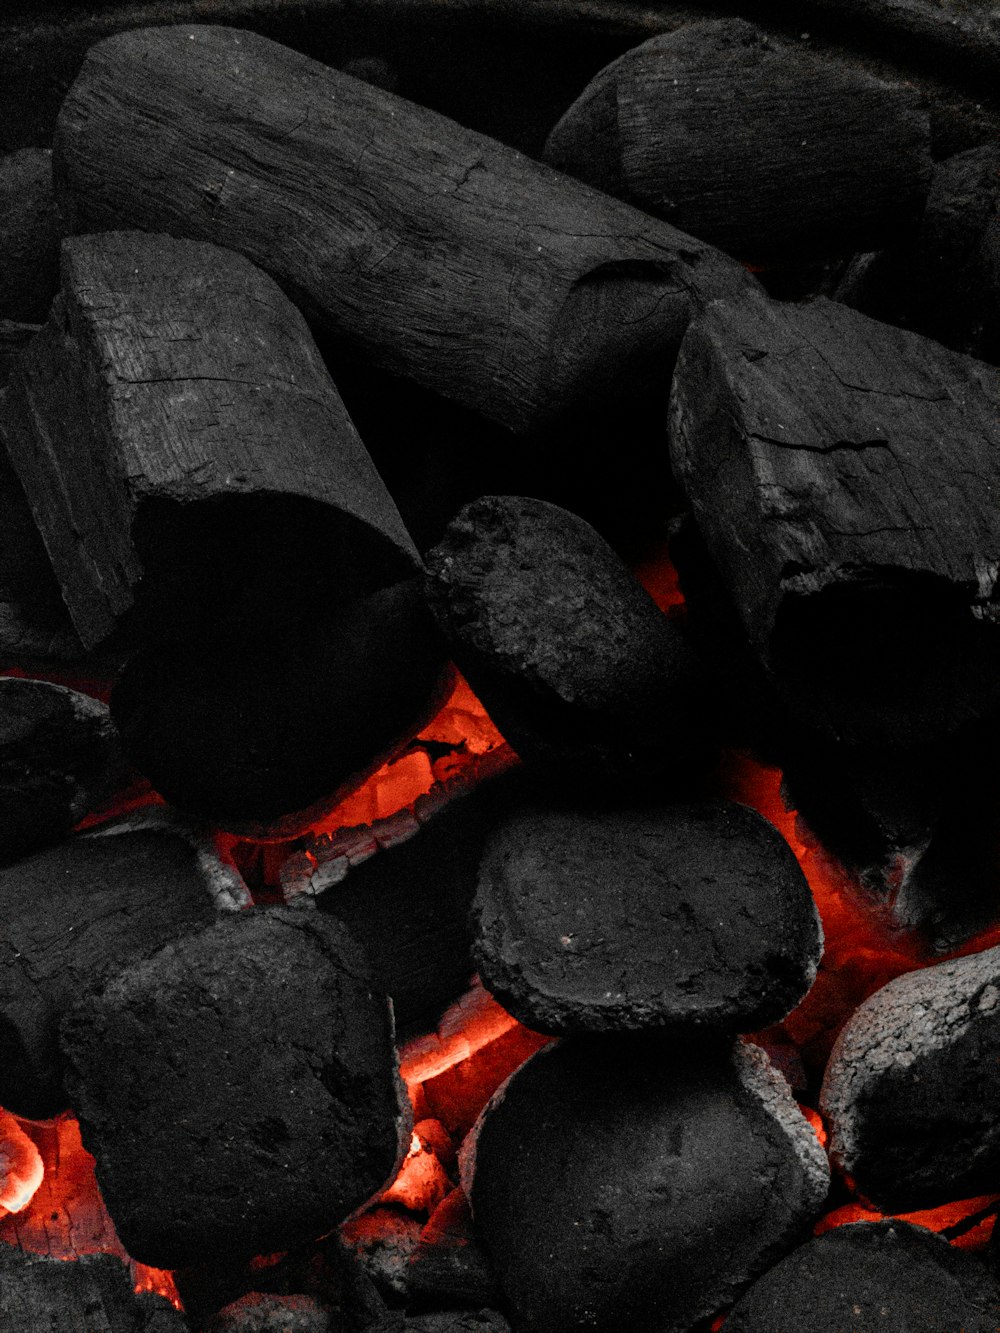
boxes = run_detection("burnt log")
[110,578,449,826]
[0,148,60,323]
[0,1248,184,1333]
[0,820,246,1119]
[53,24,756,437]
[722,1220,1000,1332]
[60,906,410,1270]
[543,21,931,262]
[461,1035,829,1333]
[423,495,712,785]
[836,142,1000,363]
[669,294,1000,748]
[473,801,821,1034]
[0,230,419,651]
[820,943,1000,1209]
[0,676,123,864]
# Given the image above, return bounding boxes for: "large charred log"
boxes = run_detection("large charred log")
[669,294,1000,748]
[0,230,419,652]
[60,907,410,1270]
[53,25,756,438]
[544,21,931,263]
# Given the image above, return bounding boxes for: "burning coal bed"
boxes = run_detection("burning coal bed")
[3,11,1000,1333]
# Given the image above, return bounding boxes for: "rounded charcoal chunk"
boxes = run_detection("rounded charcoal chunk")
[203,1293,335,1332]
[423,495,710,784]
[473,801,821,1034]
[723,1220,1000,1332]
[820,943,1000,1210]
[462,1035,829,1333]
[60,907,409,1270]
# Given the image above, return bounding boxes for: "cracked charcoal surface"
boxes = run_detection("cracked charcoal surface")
[462,1035,829,1333]
[423,495,710,783]
[544,20,930,262]
[723,1220,1000,1332]
[0,676,122,864]
[0,1248,185,1333]
[60,907,408,1270]
[54,25,756,438]
[0,148,60,323]
[473,800,821,1034]
[820,943,1000,1209]
[669,292,1000,748]
[0,229,418,653]
[0,824,227,1119]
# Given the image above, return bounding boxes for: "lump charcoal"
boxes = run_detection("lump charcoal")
[408,1189,502,1310]
[368,1316,509,1333]
[0,1247,183,1333]
[836,143,1000,363]
[340,1207,423,1300]
[722,1220,1000,1332]
[203,1293,336,1332]
[0,230,419,652]
[461,1035,829,1333]
[423,495,711,785]
[0,676,122,864]
[60,907,410,1270]
[820,943,1000,1210]
[0,148,60,323]
[110,577,448,826]
[54,24,756,437]
[669,293,1000,748]
[544,20,931,262]
[473,801,821,1034]
[0,821,241,1118]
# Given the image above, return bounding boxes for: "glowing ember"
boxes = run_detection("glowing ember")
[380,1125,453,1216]
[0,1110,43,1215]
[817,1195,1000,1252]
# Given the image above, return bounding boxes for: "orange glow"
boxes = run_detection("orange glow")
[380,1128,453,1216]
[799,1105,828,1150]
[817,1195,1000,1251]
[632,538,685,613]
[0,1110,43,1215]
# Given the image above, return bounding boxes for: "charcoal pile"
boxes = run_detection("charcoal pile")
[1,6,1000,1332]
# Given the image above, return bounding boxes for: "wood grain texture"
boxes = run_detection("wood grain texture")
[53,24,756,435]
[669,294,1000,745]
[544,20,932,260]
[0,230,418,650]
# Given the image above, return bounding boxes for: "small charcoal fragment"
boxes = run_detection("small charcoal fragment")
[544,20,930,261]
[423,495,709,784]
[0,676,122,864]
[203,1293,336,1332]
[60,907,409,1269]
[462,1035,829,1333]
[0,1247,183,1333]
[408,1189,501,1310]
[341,1207,423,1300]
[0,149,60,323]
[820,944,1000,1209]
[473,801,821,1034]
[723,1220,1000,1332]
[0,822,240,1118]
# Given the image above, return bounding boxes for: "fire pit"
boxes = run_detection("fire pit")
[2,3,1000,1331]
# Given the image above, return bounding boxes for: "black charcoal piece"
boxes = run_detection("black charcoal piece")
[0,676,122,864]
[110,577,448,826]
[369,1315,510,1333]
[820,944,1000,1210]
[837,143,1000,363]
[54,25,755,437]
[0,821,242,1119]
[722,1220,1000,1332]
[669,293,1000,748]
[0,148,60,323]
[462,1035,829,1333]
[408,1189,501,1311]
[0,1247,185,1333]
[341,1208,423,1300]
[60,907,409,1270]
[473,801,821,1034]
[544,20,931,262]
[203,1293,335,1332]
[0,230,418,652]
[423,495,709,783]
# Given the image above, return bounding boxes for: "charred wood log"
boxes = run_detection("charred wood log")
[723,1220,1000,1332]
[461,1035,829,1333]
[60,907,410,1270]
[1,230,419,651]
[543,21,931,262]
[423,495,713,786]
[473,801,821,1035]
[0,676,123,864]
[0,1248,184,1333]
[53,24,756,437]
[820,944,1000,1209]
[0,821,246,1118]
[669,294,1000,748]
[0,148,60,323]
